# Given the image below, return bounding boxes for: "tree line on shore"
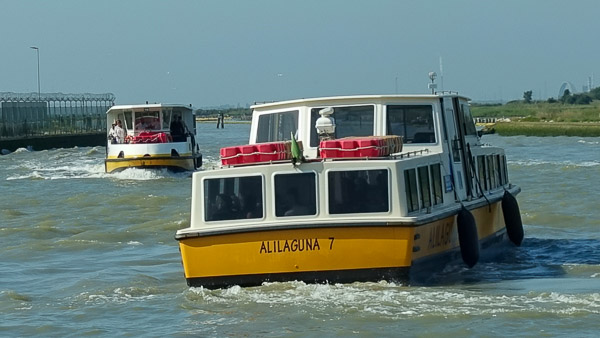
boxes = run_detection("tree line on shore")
[523,86,600,105]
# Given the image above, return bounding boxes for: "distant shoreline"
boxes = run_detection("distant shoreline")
[491,121,600,137]
[472,101,600,137]
[196,118,251,124]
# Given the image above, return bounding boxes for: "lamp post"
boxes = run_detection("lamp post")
[30,46,40,100]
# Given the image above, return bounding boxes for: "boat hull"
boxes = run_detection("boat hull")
[177,202,509,288]
[105,155,199,173]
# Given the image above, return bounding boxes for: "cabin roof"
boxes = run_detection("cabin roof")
[106,103,193,115]
[251,93,470,110]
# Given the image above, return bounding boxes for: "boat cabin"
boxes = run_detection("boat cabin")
[186,93,512,229]
[106,103,196,144]
[249,94,479,159]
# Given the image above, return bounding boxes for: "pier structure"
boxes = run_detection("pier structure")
[1,92,115,139]
[0,92,115,152]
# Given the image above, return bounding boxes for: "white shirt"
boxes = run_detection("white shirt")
[108,127,116,141]
[114,125,125,143]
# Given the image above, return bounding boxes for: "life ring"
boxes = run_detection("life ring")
[457,207,480,268]
[502,191,524,246]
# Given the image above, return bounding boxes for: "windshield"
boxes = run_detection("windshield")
[134,111,161,132]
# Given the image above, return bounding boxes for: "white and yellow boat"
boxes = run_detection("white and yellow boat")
[104,103,202,173]
[176,93,524,288]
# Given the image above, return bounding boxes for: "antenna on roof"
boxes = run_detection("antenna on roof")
[439,56,444,91]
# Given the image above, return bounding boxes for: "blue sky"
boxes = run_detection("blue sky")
[1,0,598,107]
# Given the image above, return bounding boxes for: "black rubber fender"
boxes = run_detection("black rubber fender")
[195,153,203,169]
[502,191,524,246]
[457,207,480,268]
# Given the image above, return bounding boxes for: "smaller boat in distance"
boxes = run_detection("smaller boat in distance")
[104,103,202,173]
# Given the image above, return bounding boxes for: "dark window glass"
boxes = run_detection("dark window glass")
[387,105,435,143]
[493,155,501,188]
[501,155,508,185]
[275,173,317,217]
[430,163,443,205]
[328,169,388,214]
[124,111,133,131]
[496,155,504,185]
[460,103,478,136]
[204,176,263,221]
[135,111,161,131]
[310,105,374,146]
[162,109,172,130]
[487,156,496,189]
[256,110,299,143]
[404,169,419,212]
[478,155,487,192]
[418,166,431,208]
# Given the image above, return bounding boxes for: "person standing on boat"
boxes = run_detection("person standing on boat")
[108,122,117,143]
[114,119,125,143]
[170,115,186,142]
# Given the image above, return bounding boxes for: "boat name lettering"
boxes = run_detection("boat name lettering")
[259,238,322,254]
[428,221,453,249]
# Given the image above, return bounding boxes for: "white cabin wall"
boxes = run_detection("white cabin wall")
[190,171,202,228]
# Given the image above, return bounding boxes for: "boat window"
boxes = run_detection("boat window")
[493,155,501,188]
[135,111,161,132]
[500,155,508,185]
[162,109,172,130]
[418,166,431,208]
[256,110,299,143]
[274,172,317,217]
[123,110,133,130]
[203,176,263,221]
[430,163,443,205]
[486,156,496,189]
[460,103,478,136]
[477,155,487,193]
[496,155,503,185]
[404,169,419,212]
[310,105,375,147]
[386,105,436,143]
[328,169,388,214]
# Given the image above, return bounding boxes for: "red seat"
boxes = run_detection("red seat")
[131,132,170,144]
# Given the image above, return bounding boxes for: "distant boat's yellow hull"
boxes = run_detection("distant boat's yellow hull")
[105,154,198,173]
[177,202,508,288]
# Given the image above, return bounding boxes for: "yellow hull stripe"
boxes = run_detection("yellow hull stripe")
[410,202,505,260]
[178,202,507,280]
[105,157,194,172]
[179,227,414,278]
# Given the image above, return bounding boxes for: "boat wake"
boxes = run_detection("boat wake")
[185,277,600,319]
[109,167,192,181]
[183,237,600,299]
[510,159,600,168]
[3,146,202,181]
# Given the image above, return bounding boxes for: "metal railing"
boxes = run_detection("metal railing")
[0,92,115,138]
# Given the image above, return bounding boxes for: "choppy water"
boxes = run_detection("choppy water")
[1,124,599,337]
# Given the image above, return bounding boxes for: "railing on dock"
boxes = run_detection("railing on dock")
[0,92,115,139]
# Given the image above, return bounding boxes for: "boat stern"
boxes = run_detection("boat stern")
[177,226,415,288]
